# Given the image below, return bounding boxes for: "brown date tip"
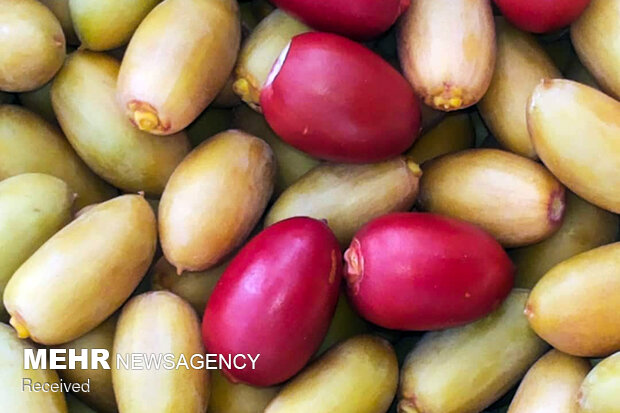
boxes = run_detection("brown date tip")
[398,397,422,413]
[9,314,30,339]
[523,303,535,320]
[405,158,423,177]
[428,83,471,111]
[540,78,554,89]
[343,239,364,295]
[548,188,566,224]
[127,100,169,133]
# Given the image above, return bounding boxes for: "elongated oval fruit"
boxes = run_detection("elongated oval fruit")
[266,335,398,413]
[232,104,319,194]
[397,0,495,111]
[69,0,160,51]
[265,157,422,246]
[406,113,474,164]
[203,217,342,386]
[0,105,116,208]
[39,0,78,45]
[233,9,311,111]
[507,350,591,413]
[494,0,591,33]
[344,212,514,330]
[571,0,620,99]
[151,257,227,314]
[270,0,408,39]
[0,174,73,316]
[578,351,620,413]
[527,79,620,213]
[478,18,561,158]
[0,323,67,412]
[526,242,620,357]
[52,51,190,195]
[117,0,240,135]
[511,192,618,288]
[54,316,117,413]
[0,0,65,92]
[209,370,279,413]
[399,290,548,413]
[418,149,566,247]
[113,291,209,413]
[160,130,275,273]
[260,32,421,163]
[3,195,156,345]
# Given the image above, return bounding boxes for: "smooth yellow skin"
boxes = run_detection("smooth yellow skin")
[39,0,79,45]
[233,104,319,194]
[407,112,474,164]
[151,256,227,314]
[266,335,398,413]
[418,149,566,247]
[0,0,65,92]
[507,350,591,413]
[69,0,160,51]
[265,157,422,247]
[0,174,74,317]
[478,18,560,159]
[3,195,156,345]
[578,352,620,413]
[52,51,190,195]
[571,0,620,99]
[526,243,620,357]
[0,105,116,208]
[113,291,209,413]
[18,80,56,124]
[54,316,118,413]
[316,293,369,357]
[511,192,618,288]
[397,0,495,111]
[160,130,275,273]
[398,290,548,413]
[117,0,240,135]
[233,9,310,110]
[527,79,620,213]
[0,323,67,412]
[187,108,234,148]
[208,370,279,413]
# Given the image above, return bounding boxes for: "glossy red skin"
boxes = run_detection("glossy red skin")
[260,32,421,163]
[271,0,410,40]
[202,217,342,386]
[344,213,514,330]
[494,0,591,33]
